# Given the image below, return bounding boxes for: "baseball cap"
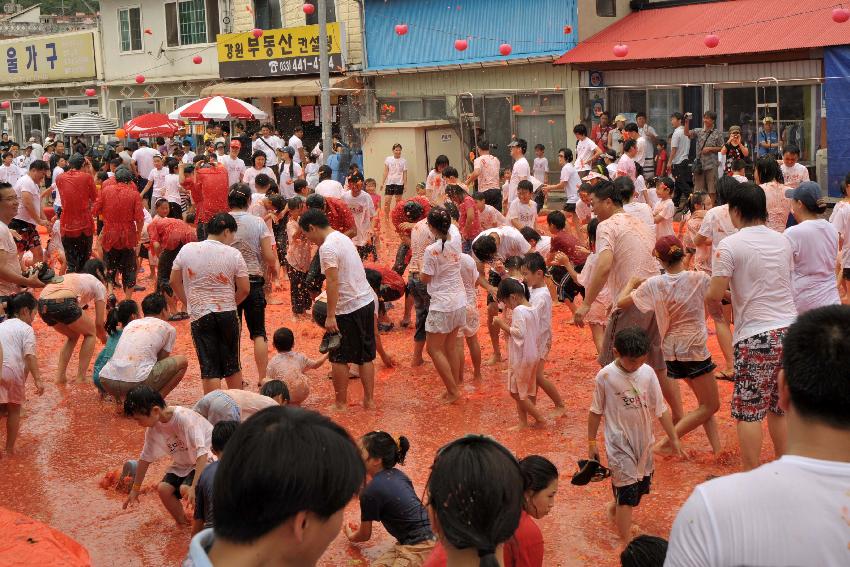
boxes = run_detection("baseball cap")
[581,171,606,182]
[229,139,241,148]
[785,181,823,210]
[614,114,627,123]
[507,138,527,152]
[728,125,742,134]
[654,235,685,264]
[762,116,774,124]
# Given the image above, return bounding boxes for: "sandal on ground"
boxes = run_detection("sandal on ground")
[715,370,735,382]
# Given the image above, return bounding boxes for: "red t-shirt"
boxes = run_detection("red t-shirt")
[363,262,406,296]
[191,168,228,223]
[391,196,431,236]
[422,511,544,567]
[147,216,197,251]
[93,182,144,251]
[56,169,98,237]
[458,195,482,240]
[551,231,589,266]
[324,196,355,234]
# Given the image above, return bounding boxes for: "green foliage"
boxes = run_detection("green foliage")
[14,0,98,16]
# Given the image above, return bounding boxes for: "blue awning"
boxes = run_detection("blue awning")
[363,0,577,72]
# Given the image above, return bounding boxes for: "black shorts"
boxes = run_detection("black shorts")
[385,184,404,196]
[330,301,376,365]
[563,202,577,213]
[161,469,196,500]
[552,263,585,303]
[843,267,850,280]
[190,310,241,379]
[480,188,503,212]
[8,219,41,253]
[104,248,137,289]
[157,246,182,291]
[486,270,502,305]
[38,298,83,327]
[666,357,717,380]
[237,277,267,340]
[138,243,149,260]
[612,474,652,507]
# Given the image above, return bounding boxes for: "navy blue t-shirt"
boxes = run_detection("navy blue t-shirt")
[193,460,219,528]
[360,468,434,545]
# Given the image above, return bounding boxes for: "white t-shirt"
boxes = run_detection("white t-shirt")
[132,147,160,178]
[305,163,320,188]
[635,136,649,167]
[559,163,581,203]
[665,455,850,567]
[42,273,106,306]
[139,406,213,477]
[783,219,841,314]
[606,162,618,180]
[0,163,22,186]
[829,201,850,268]
[473,154,501,190]
[278,162,303,199]
[99,317,176,384]
[616,154,636,180]
[50,166,64,207]
[535,235,551,258]
[147,167,168,201]
[287,135,304,164]
[161,173,182,204]
[576,199,593,223]
[670,126,689,165]
[698,204,738,260]
[384,156,407,185]
[471,226,531,265]
[231,211,274,276]
[638,124,657,160]
[780,162,809,189]
[506,199,538,229]
[0,220,20,296]
[529,286,552,358]
[712,225,797,343]
[180,151,196,165]
[507,157,530,205]
[623,202,655,235]
[632,271,712,361]
[242,166,275,193]
[590,362,666,487]
[219,155,246,187]
[422,229,467,312]
[342,190,376,246]
[193,389,277,424]
[574,137,598,170]
[172,239,249,321]
[459,252,478,306]
[319,230,373,315]
[252,135,282,166]
[315,179,345,199]
[653,198,676,238]
[479,204,507,229]
[13,175,41,225]
[532,157,548,181]
[0,318,36,382]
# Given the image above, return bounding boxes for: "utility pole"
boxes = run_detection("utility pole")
[317,0,332,158]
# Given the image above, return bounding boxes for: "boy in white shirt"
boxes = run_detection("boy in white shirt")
[507,180,538,230]
[652,181,676,238]
[573,123,603,175]
[123,385,213,526]
[780,145,809,188]
[730,158,748,183]
[505,139,530,211]
[474,193,507,229]
[342,173,377,260]
[587,327,682,543]
[532,144,548,182]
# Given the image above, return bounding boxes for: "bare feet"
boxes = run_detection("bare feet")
[329,402,347,413]
[653,438,675,455]
[56,376,68,385]
[267,296,284,305]
[472,371,482,382]
[485,354,503,366]
[410,357,427,367]
[363,399,375,410]
[532,418,550,429]
[548,406,567,418]
[441,391,462,404]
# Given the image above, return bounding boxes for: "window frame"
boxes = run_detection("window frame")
[253,0,283,30]
[118,5,144,54]
[596,0,616,18]
[164,0,221,49]
[304,0,337,25]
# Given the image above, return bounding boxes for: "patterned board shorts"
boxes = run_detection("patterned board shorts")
[731,327,788,422]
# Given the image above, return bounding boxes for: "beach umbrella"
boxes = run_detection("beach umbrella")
[168,96,268,121]
[49,113,118,136]
[124,113,183,138]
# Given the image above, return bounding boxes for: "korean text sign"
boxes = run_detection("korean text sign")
[216,23,344,79]
[1,32,96,84]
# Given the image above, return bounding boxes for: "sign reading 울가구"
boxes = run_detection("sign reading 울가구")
[216,23,344,79]
[0,31,97,84]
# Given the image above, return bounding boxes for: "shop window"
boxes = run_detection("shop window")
[304,0,336,25]
[648,89,680,142]
[424,98,447,119]
[399,100,423,121]
[608,89,647,120]
[119,99,157,127]
[254,0,282,29]
[597,0,616,17]
[165,0,220,47]
[55,98,100,122]
[118,6,143,53]
[378,98,447,122]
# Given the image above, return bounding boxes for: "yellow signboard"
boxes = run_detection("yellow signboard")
[216,23,344,79]
[0,32,96,84]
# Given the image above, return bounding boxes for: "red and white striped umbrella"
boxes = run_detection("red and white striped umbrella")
[124,113,183,137]
[167,96,268,121]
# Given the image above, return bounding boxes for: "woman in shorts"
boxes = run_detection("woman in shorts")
[38,258,108,384]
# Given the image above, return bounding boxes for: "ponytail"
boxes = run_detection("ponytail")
[427,207,452,251]
[496,277,530,302]
[4,292,36,318]
[362,431,410,469]
[105,299,138,336]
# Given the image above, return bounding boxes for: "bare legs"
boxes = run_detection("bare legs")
[426,331,461,403]
[54,316,97,383]
[656,373,721,455]
[157,483,189,525]
[485,302,502,364]
[2,403,21,455]
[201,372,244,395]
[253,336,268,385]
[656,368,683,424]
[737,413,786,471]
[330,361,375,411]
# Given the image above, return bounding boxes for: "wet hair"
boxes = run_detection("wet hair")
[266,193,286,213]
[519,226,541,244]
[115,166,134,183]
[727,182,767,223]
[579,182,593,194]
[250,151,267,168]
[286,196,304,212]
[348,171,364,184]
[364,268,382,292]
[731,159,747,172]
[620,535,669,567]
[427,436,523,566]
[444,201,459,221]
[518,455,558,494]
[473,192,486,202]
[105,299,138,335]
[273,327,294,352]
[614,176,635,204]
[141,293,167,317]
[427,206,453,250]
[497,277,530,301]
[523,252,547,275]
[614,327,650,358]
[434,155,450,171]
[687,191,708,214]
[573,123,588,136]
[254,173,272,189]
[477,139,490,150]
[624,122,639,133]
[260,379,290,402]
[207,212,238,235]
[623,139,637,154]
[123,385,166,417]
[546,210,566,230]
[783,305,850,429]
[82,258,107,283]
[504,255,525,272]
[68,153,85,170]
[29,159,49,171]
[212,420,239,454]
[5,291,36,318]
[403,200,425,222]
[715,175,740,207]
[445,183,467,200]
[165,157,180,174]
[783,144,801,157]
[755,156,782,184]
[227,183,251,209]
[472,234,497,263]
[592,179,623,206]
[362,431,410,469]
[587,217,600,244]
[293,178,309,194]
[517,180,533,194]
[305,193,325,210]
[213,407,365,542]
[298,208,330,231]
[318,164,332,180]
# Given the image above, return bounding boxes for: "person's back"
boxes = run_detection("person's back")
[56,167,97,235]
[194,167,229,223]
[230,210,271,276]
[172,237,247,321]
[784,219,840,313]
[597,212,657,298]
[320,230,372,315]
[100,317,175,383]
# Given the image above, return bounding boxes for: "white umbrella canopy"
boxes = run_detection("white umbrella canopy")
[168,96,268,121]
[49,113,118,136]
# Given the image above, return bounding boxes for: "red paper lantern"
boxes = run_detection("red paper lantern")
[192,55,203,64]
[613,43,629,57]
[252,28,263,38]
[704,34,720,48]
[395,24,408,36]
[302,2,315,15]
[563,25,573,34]
[454,39,468,51]
[85,88,96,96]
[833,7,850,23]
[512,104,523,113]
[499,43,512,56]
[0,101,9,109]
[144,28,153,35]
[115,128,127,139]
[38,96,48,105]
[135,75,145,84]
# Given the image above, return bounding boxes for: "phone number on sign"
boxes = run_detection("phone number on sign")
[268,57,322,73]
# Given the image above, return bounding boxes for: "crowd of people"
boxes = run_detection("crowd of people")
[0,109,849,567]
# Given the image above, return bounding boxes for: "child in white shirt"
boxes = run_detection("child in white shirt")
[507,180,538,230]
[532,144,549,182]
[653,181,676,238]
[264,327,327,405]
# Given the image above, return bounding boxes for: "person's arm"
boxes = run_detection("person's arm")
[667,144,677,173]
[684,118,693,138]
[260,236,277,281]
[573,249,612,327]
[234,275,250,305]
[324,266,340,333]
[178,161,187,184]
[492,315,510,333]
[130,159,139,176]
[692,233,710,247]
[170,269,186,306]
[94,300,107,344]
[464,204,474,232]
[298,146,307,165]
[305,353,329,369]
[380,162,389,189]
[705,275,730,303]
[140,176,153,198]
[24,353,44,396]
[123,459,152,509]
[653,208,666,224]
[616,276,646,310]
[739,143,750,158]
[418,271,432,284]
[191,518,204,537]
[22,191,46,226]
[374,317,395,367]
[402,168,408,191]
[345,520,373,543]
[0,250,44,287]
[659,408,685,457]
[587,411,602,460]
[186,454,207,506]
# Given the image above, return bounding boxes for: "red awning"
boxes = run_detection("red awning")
[556,0,850,67]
